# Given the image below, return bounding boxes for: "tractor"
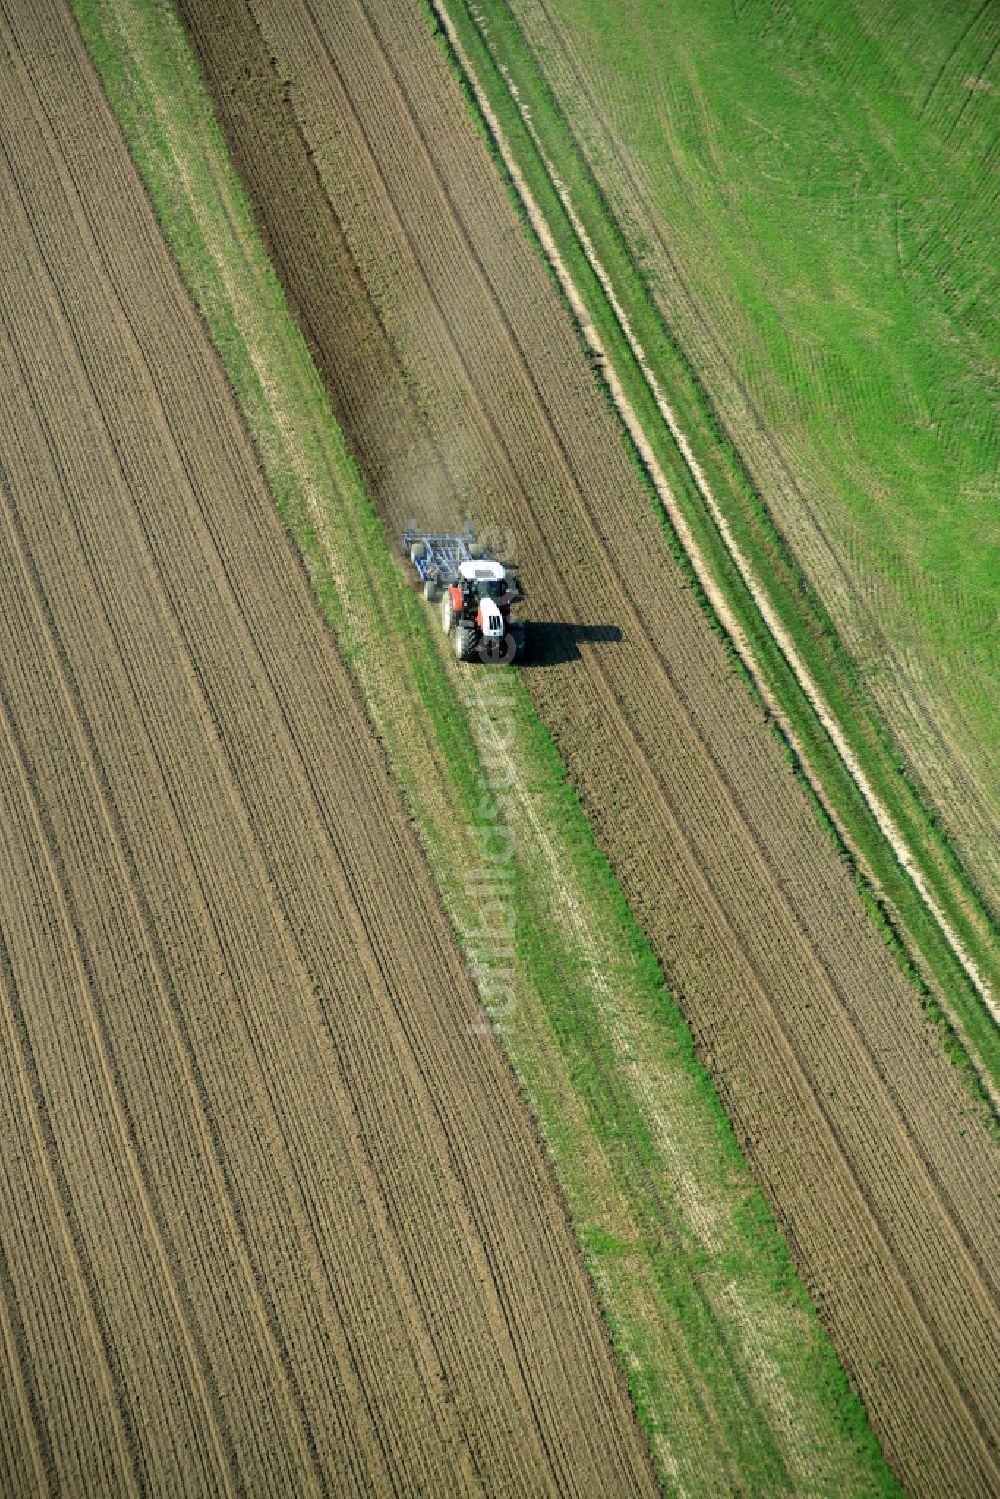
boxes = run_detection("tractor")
[403,529,526,662]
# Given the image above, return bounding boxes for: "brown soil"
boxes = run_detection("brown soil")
[0,1,659,1492]
[175,0,1000,1493]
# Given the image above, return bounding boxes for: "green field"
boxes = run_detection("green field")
[504,0,1000,891]
[74,0,903,1490]
[437,0,1000,1095]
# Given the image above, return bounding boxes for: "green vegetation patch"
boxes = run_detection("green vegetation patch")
[504,0,1000,882]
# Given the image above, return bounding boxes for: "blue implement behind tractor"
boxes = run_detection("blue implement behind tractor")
[403,529,526,663]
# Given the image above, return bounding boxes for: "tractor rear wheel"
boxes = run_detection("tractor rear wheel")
[455,624,477,661]
[441,593,455,633]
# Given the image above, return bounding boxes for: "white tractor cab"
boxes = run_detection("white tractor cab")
[402,530,526,662]
[460,559,506,641]
[444,557,522,661]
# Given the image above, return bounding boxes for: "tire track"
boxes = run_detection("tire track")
[0,425,325,1498]
[919,0,992,119]
[0,547,236,1497]
[366,0,1000,1374]
[0,905,145,1499]
[945,35,1000,144]
[0,1227,53,1497]
[0,678,226,1498]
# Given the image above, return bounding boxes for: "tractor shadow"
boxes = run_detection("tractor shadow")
[517,621,622,668]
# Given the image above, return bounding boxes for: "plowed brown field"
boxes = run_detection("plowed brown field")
[176,1,1000,1493]
[0,1,659,1492]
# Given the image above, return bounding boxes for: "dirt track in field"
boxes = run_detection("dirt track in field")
[176,1,1000,1492]
[0,2,660,1493]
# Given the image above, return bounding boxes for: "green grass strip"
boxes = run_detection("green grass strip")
[430,0,999,1101]
[74,0,902,1490]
